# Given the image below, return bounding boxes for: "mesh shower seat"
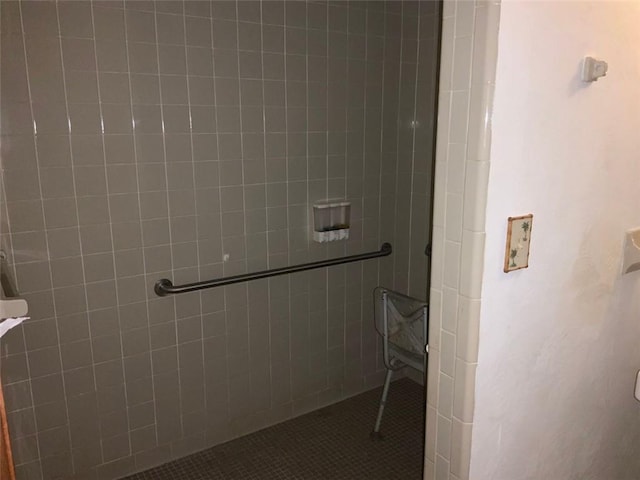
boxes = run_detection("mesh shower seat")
[371,286,428,438]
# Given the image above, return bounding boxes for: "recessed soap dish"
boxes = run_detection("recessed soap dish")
[313,201,351,243]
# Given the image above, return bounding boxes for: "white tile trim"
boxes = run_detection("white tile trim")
[425,1,501,479]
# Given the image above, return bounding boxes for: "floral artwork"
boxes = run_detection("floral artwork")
[503,214,533,272]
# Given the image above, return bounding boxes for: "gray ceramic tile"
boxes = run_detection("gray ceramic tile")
[186,16,212,48]
[186,46,214,77]
[58,1,94,38]
[128,42,159,74]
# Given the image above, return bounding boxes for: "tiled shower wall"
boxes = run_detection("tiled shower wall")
[0,1,439,479]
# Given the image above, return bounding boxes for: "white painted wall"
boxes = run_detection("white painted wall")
[470,1,640,479]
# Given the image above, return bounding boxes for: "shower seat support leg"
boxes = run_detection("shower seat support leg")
[371,368,394,439]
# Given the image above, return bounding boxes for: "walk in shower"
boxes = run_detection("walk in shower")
[0,1,440,478]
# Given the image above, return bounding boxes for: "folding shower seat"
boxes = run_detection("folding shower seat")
[371,287,428,437]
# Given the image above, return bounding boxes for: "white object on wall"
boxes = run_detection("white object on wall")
[312,201,351,243]
[0,316,28,338]
[581,56,608,82]
[0,298,28,320]
[313,229,350,243]
[622,228,640,274]
[635,370,640,402]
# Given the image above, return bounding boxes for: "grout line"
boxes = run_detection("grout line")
[54,1,103,472]
[152,0,183,447]
[341,2,351,392]
[0,1,20,368]
[233,0,253,425]
[323,0,331,396]
[121,2,160,457]
[406,1,423,298]
[392,6,404,295]
[88,0,133,464]
[358,1,370,387]
[258,0,275,415]
[16,1,68,476]
[375,3,387,309]
[181,0,206,433]
[282,1,294,407]
[209,6,231,437]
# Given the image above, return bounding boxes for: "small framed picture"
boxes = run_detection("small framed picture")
[503,214,533,273]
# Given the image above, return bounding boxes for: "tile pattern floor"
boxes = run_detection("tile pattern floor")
[122,378,425,480]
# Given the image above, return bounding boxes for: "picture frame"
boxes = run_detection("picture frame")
[503,214,533,273]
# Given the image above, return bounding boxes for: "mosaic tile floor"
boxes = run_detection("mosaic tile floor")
[123,378,425,480]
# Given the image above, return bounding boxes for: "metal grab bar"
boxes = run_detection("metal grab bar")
[154,242,392,296]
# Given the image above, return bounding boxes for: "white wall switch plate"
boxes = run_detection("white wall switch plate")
[503,214,533,273]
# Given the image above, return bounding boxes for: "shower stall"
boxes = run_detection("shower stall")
[0,1,440,478]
